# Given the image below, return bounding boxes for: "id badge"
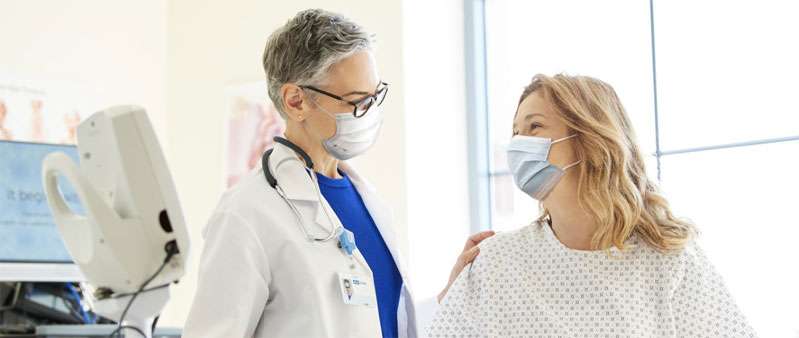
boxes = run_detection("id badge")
[337,272,376,307]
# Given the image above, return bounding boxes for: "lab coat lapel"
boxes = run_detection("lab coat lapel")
[268,143,338,238]
[340,162,417,338]
[338,162,410,286]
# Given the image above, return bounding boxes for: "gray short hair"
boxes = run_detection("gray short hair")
[263,9,375,118]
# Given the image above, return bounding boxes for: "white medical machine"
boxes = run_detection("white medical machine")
[41,105,190,337]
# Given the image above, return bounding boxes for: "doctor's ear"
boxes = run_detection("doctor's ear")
[280,83,308,122]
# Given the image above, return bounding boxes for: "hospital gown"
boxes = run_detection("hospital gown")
[427,222,756,337]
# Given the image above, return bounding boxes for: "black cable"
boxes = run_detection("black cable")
[108,324,147,337]
[111,283,170,299]
[151,315,160,334]
[107,244,178,338]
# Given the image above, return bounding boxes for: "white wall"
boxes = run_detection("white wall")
[0,0,168,138]
[403,0,472,332]
[1,0,472,332]
[162,0,409,326]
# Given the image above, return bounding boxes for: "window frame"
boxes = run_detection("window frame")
[466,0,799,231]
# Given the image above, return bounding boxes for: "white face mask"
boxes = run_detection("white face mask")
[313,101,384,160]
[506,134,581,200]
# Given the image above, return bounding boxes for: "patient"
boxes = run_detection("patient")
[428,74,756,337]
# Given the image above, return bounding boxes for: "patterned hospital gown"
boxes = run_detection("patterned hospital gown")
[428,222,756,337]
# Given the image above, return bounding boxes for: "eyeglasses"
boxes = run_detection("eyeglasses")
[300,81,389,118]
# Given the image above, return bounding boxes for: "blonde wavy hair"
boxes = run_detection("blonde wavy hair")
[521,74,696,252]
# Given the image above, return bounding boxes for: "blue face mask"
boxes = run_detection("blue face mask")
[506,134,580,200]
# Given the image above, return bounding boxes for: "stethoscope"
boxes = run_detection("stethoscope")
[262,137,357,256]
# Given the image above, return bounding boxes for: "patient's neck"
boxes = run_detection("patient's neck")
[542,173,599,251]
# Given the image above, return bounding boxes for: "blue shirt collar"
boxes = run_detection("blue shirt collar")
[315,170,352,188]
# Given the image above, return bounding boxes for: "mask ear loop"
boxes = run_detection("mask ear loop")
[551,134,578,144]
[309,95,346,120]
[552,134,581,171]
[562,160,582,171]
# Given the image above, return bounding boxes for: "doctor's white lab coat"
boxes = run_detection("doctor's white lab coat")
[182,142,417,338]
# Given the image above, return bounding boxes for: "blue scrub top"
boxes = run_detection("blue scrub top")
[316,171,402,338]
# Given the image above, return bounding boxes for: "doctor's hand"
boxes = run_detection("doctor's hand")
[437,230,495,303]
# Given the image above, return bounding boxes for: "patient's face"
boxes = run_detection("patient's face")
[512,92,578,169]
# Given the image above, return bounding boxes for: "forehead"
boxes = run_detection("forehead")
[514,92,553,121]
[324,50,379,92]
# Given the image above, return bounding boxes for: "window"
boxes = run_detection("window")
[480,0,657,231]
[468,0,799,335]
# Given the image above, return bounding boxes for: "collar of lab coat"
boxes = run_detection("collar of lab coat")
[265,142,411,287]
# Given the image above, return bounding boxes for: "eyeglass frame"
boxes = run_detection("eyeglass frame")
[300,81,389,118]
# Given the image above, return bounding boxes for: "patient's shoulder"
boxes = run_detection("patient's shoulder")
[472,224,536,268]
[479,224,535,250]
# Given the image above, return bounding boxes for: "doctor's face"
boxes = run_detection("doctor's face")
[512,92,579,172]
[301,50,382,142]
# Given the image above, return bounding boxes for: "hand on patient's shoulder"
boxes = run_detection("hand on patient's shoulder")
[437,230,495,303]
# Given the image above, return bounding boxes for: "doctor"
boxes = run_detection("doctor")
[183,9,489,338]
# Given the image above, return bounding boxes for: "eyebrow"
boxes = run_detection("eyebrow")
[341,81,385,98]
[513,112,545,132]
[341,91,370,97]
[523,113,547,121]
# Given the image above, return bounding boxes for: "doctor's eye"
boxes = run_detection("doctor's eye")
[529,123,542,131]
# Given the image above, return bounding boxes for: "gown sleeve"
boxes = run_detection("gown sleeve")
[670,242,757,337]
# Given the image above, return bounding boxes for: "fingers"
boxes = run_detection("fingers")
[468,230,496,244]
[457,246,480,265]
[441,245,485,304]
[463,246,480,264]
[464,230,496,250]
